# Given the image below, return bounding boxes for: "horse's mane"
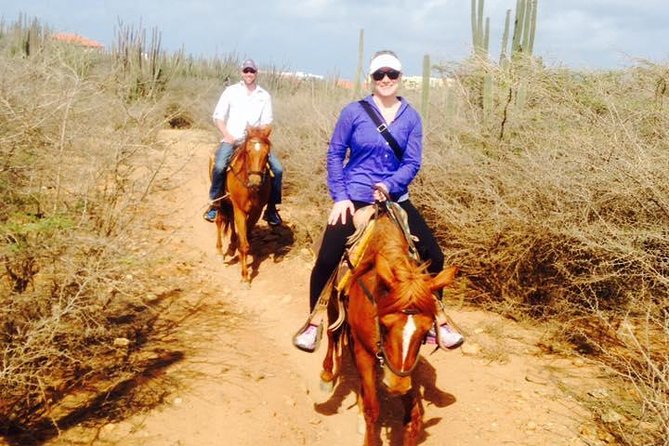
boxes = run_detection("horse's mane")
[352,214,437,317]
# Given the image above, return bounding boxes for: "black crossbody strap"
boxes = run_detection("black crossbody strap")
[358,100,403,161]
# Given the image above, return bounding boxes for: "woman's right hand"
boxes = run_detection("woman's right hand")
[328,200,355,225]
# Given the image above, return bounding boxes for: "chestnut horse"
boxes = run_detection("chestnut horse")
[210,125,272,283]
[320,203,457,445]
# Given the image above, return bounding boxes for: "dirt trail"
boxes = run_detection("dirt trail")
[53,129,605,445]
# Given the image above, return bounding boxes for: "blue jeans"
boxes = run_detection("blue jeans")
[209,141,283,206]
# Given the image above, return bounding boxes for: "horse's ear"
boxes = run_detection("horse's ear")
[429,265,458,292]
[260,125,272,138]
[376,253,395,287]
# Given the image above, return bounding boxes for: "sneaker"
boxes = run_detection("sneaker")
[203,207,217,223]
[292,323,322,353]
[263,207,283,226]
[426,323,464,350]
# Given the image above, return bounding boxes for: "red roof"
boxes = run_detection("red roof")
[52,32,104,49]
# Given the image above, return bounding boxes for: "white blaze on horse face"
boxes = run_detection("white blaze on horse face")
[253,142,262,152]
[402,315,416,366]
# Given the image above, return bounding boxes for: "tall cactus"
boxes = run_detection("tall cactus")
[513,0,538,108]
[353,29,365,98]
[471,0,492,121]
[471,0,489,58]
[421,54,430,120]
[509,0,537,59]
[499,9,511,68]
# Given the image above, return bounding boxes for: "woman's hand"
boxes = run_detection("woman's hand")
[373,183,389,202]
[328,200,355,225]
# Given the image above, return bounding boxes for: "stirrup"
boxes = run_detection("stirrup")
[292,321,322,353]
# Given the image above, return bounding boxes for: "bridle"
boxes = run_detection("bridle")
[230,137,270,188]
[350,269,423,377]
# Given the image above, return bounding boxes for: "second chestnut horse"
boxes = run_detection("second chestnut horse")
[211,125,272,283]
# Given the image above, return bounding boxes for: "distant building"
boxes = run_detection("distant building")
[52,32,104,50]
[336,79,354,89]
[279,71,324,81]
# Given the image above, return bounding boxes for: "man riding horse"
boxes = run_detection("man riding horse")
[205,58,283,226]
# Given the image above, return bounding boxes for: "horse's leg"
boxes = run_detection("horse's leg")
[354,343,380,445]
[215,204,223,255]
[320,294,341,391]
[225,226,237,260]
[401,386,423,446]
[232,207,251,283]
[320,328,346,393]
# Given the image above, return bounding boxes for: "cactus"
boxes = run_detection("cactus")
[500,9,511,68]
[471,0,489,58]
[509,0,537,59]
[353,29,364,98]
[421,54,430,120]
[471,0,493,121]
[445,82,457,121]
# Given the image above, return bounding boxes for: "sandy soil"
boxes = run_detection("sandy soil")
[47,129,613,446]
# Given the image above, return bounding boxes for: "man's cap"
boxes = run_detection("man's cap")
[241,59,258,70]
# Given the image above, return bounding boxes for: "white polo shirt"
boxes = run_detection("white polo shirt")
[212,82,273,142]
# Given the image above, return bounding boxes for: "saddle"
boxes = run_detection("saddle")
[311,202,420,332]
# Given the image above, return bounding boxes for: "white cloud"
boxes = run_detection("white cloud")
[1,0,667,74]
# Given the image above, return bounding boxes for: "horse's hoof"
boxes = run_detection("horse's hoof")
[240,280,251,289]
[319,380,334,393]
[357,415,366,435]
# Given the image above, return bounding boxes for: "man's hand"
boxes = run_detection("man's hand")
[328,200,355,225]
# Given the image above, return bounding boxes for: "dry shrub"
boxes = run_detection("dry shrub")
[0,26,218,443]
[271,81,353,250]
[412,60,669,445]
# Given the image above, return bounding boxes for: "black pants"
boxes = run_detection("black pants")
[308,200,445,311]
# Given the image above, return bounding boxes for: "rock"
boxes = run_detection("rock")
[113,337,130,347]
[461,342,481,355]
[600,408,624,424]
[587,388,609,399]
[525,371,550,385]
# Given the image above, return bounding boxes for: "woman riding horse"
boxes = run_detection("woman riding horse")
[293,50,464,353]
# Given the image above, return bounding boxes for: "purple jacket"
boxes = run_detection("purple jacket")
[327,95,423,204]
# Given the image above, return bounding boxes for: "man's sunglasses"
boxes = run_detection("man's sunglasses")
[242,68,257,74]
[371,69,401,81]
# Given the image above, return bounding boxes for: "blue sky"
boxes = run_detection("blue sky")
[1,0,667,76]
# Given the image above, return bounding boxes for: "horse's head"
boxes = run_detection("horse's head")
[342,210,458,396]
[241,125,272,189]
[373,251,458,394]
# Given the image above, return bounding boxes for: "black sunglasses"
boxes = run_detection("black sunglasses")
[242,68,257,74]
[371,69,401,81]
